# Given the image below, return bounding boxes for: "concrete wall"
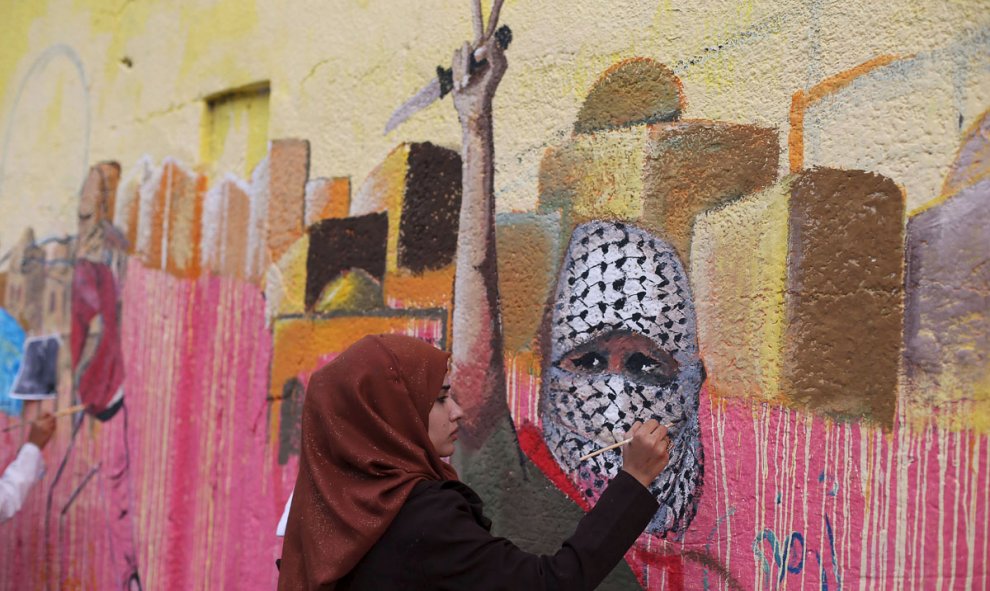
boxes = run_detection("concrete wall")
[0,1,987,589]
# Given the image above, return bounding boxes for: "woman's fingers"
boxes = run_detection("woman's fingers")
[629,419,672,446]
[627,421,643,438]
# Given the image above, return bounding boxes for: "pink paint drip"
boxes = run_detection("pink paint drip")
[0,261,285,590]
[633,394,990,590]
[0,261,986,590]
[120,262,282,590]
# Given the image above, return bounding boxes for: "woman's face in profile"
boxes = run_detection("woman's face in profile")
[428,372,464,457]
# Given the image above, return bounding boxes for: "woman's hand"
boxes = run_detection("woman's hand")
[621,419,671,488]
[28,413,56,450]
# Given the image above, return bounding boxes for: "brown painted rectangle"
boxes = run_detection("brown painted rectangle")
[783,168,904,426]
[397,142,462,274]
[268,139,310,262]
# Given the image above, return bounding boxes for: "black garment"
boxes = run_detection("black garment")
[454,412,644,590]
[338,470,658,591]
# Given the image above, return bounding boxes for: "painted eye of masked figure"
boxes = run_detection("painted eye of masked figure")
[541,221,706,538]
[277,334,673,590]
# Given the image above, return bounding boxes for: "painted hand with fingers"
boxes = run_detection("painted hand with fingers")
[382,0,510,134]
[621,419,672,488]
[451,30,509,124]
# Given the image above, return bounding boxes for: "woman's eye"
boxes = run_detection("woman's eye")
[570,351,607,371]
[437,396,449,404]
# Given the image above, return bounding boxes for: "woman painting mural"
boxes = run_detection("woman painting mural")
[277,333,672,589]
[280,4,704,588]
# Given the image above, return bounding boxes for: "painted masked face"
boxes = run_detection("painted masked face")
[77,164,116,260]
[540,221,704,537]
[77,173,102,250]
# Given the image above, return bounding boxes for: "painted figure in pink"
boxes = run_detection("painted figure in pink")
[48,162,142,591]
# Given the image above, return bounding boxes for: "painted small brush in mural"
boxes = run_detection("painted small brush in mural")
[9,334,60,398]
[541,221,704,537]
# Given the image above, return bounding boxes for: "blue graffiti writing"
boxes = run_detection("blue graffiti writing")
[753,519,841,590]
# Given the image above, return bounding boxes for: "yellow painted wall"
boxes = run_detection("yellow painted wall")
[1,0,986,251]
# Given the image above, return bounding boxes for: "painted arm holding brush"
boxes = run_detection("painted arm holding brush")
[0,401,55,523]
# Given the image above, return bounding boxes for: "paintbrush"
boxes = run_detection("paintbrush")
[2,404,86,433]
[578,424,674,462]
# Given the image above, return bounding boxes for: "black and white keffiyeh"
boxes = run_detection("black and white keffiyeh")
[540,221,704,537]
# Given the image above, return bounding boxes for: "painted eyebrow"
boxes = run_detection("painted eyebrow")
[440,385,451,390]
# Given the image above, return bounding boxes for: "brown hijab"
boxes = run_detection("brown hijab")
[278,334,457,590]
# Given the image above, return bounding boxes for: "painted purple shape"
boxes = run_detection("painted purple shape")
[904,177,990,391]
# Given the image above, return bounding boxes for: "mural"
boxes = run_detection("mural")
[0,1,987,590]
